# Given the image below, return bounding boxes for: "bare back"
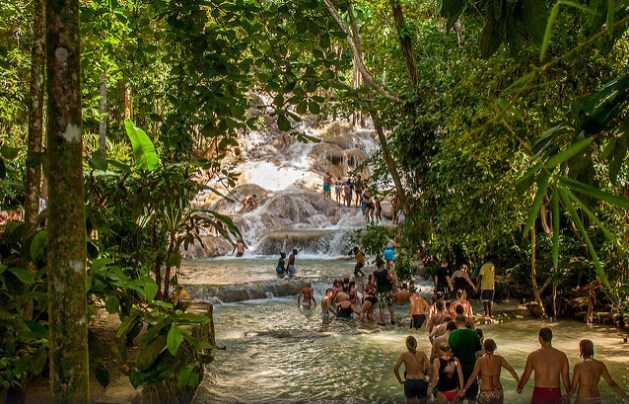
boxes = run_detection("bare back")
[401,351,429,380]
[574,360,605,402]
[529,347,569,389]
[477,354,504,391]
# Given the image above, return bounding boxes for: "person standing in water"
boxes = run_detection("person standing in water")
[479,258,496,320]
[517,327,571,404]
[276,252,286,278]
[451,263,477,300]
[374,256,396,325]
[409,287,429,331]
[571,339,628,404]
[352,246,366,278]
[384,240,396,271]
[394,336,430,404]
[298,283,316,309]
[287,249,298,278]
[459,338,520,404]
[448,315,482,403]
[321,288,336,321]
[430,344,465,403]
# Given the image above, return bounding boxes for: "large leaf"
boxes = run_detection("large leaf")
[30,229,48,264]
[167,324,184,356]
[137,335,167,370]
[124,120,160,171]
[9,267,35,285]
[577,74,629,134]
[544,136,593,169]
[560,176,629,209]
[564,187,616,243]
[558,187,611,292]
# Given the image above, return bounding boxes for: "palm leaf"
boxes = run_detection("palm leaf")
[560,176,629,209]
[523,171,551,235]
[551,188,560,270]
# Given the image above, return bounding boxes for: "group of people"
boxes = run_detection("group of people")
[275,248,299,278]
[322,175,383,224]
[292,245,627,404]
[393,324,628,404]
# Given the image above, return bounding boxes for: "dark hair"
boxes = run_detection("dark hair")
[446,321,457,331]
[476,328,484,340]
[280,252,286,258]
[580,339,594,358]
[455,315,467,324]
[292,249,298,254]
[484,338,497,353]
[539,327,553,343]
[436,301,445,311]
[406,335,418,353]
[375,256,385,267]
[455,305,464,315]
[456,289,464,298]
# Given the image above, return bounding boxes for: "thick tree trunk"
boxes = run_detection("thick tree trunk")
[389,0,419,88]
[530,227,547,319]
[98,71,107,158]
[25,0,46,229]
[371,112,407,212]
[46,0,90,400]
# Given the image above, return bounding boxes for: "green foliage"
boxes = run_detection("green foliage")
[352,225,396,257]
[124,120,160,171]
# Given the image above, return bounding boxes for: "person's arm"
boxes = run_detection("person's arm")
[561,354,571,397]
[447,275,453,291]
[408,298,415,318]
[393,355,404,384]
[571,364,580,399]
[428,359,440,399]
[465,273,477,292]
[600,362,629,400]
[501,356,520,386]
[460,359,481,396]
[455,359,465,391]
[517,354,534,393]
[311,296,317,305]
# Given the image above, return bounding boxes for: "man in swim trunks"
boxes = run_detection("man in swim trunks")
[298,283,316,309]
[572,339,628,403]
[517,327,571,404]
[374,257,396,325]
[409,287,428,331]
[394,335,430,404]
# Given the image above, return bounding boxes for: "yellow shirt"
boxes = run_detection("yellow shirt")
[480,262,495,290]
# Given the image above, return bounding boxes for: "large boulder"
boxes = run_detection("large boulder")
[182,235,232,258]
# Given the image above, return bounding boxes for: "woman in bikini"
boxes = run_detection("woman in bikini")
[459,339,520,404]
[430,344,464,403]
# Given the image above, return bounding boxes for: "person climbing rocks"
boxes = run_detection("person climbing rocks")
[323,174,332,199]
[384,240,396,271]
[335,178,343,204]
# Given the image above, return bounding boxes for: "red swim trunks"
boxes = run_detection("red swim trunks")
[532,387,562,404]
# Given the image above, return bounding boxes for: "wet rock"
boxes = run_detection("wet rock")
[182,235,232,258]
[183,279,311,303]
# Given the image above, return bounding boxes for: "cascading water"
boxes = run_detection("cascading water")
[196,118,383,258]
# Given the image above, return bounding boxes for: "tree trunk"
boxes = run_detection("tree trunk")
[98,71,107,158]
[389,0,419,88]
[530,226,547,319]
[25,0,46,229]
[371,112,407,212]
[46,0,90,400]
[124,84,133,120]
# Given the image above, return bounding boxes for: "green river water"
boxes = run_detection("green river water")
[186,259,629,404]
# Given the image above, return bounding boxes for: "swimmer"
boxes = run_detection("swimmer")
[298,283,316,309]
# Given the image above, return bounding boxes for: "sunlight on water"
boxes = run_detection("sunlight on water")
[190,259,629,404]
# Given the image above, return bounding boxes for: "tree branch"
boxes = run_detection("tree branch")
[322,0,400,102]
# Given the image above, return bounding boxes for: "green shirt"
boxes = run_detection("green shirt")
[448,328,481,376]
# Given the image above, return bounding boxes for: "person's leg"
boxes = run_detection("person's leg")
[388,296,395,324]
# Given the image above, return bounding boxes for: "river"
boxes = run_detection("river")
[186,259,629,404]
